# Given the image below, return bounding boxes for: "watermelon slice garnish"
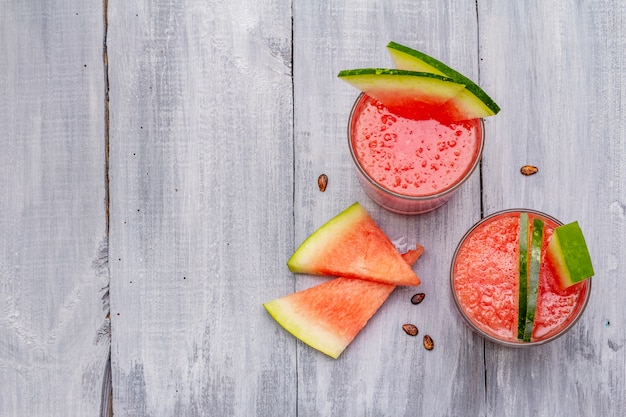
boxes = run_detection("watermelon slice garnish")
[265,246,423,358]
[517,213,530,340]
[545,221,594,288]
[386,41,500,121]
[337,68,466,121]
[288,202,421,286]
[523,218,544,342]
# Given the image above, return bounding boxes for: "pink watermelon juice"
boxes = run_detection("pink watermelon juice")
[450,210,591,346]
[348,93,483,214]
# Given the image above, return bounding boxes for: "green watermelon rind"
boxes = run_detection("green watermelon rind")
[337,68,466,107]
[386,41,501,116]
[546,221,595,287]
[337,68,459,84]
[517,213,529,340]
[523,218,544,342]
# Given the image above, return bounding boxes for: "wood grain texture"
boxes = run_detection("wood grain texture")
[293,1,487,416]
[3,0,624,415]
[479,0,626,416]
[0,1,109,416]
[107,0,295,415]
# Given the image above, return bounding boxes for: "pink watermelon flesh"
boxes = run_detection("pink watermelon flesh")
[288,202,421,286]
[400,244,424,266]
[265,246,423,358]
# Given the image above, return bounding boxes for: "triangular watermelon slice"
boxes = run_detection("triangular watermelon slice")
[288,202,421,286]
[265,246,423,358]
[386,41,500,122]
[337,68,466,121]
[545,221,594,288]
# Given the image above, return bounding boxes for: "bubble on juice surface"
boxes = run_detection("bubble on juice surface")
[381,133,397,148]
[381,114,397,126]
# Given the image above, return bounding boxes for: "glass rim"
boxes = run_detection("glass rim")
[449,208,592,347]
[347,92,485,202]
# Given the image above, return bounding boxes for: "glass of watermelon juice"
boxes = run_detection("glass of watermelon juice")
[348,93,484,214]
[450,209,591,347]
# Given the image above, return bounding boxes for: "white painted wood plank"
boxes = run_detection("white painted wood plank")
[107,1,295,415]
[0,1,110,416]
[293,1,487,415]
[480,0,626,415]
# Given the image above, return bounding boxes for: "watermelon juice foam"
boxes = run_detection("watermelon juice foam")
[348,93,484,214]
[450,209,591,346]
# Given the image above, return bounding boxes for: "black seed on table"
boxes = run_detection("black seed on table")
[520,165,539,176]
[318,174,328,192]
[423,335,434,350]
[402,324,418,336]
[411,293,425,305]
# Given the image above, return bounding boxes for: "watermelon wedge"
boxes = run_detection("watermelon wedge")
[337,68,466,120]
[265,246,424,359]
[288,202,421,286]
[545,221,594,288]
[386,41,500,122]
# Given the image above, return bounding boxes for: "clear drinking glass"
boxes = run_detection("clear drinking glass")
[348,93,484,215]
[450,209,592,347]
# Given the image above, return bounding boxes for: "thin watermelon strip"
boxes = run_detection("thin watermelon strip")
[265,246,423,359]
[288,202,421,286]
[386,41,500,118]
[517,213,530,340]
[523,218,544,342]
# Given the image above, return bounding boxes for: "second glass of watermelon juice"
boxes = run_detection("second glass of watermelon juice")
[348,93,484,214]
[450,209,591,347]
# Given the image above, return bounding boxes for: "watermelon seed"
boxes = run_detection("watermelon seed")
[318,174,328,192]
[410,293,425,305]
[402,324,418,336]
[423,335,434,350]
[520,165,539,176]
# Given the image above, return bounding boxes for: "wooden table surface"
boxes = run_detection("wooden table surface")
[1,1,624,416]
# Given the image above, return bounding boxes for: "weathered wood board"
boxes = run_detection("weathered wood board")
[107,0,295,415]
[0,1,110,416]
[292,0,487,415]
